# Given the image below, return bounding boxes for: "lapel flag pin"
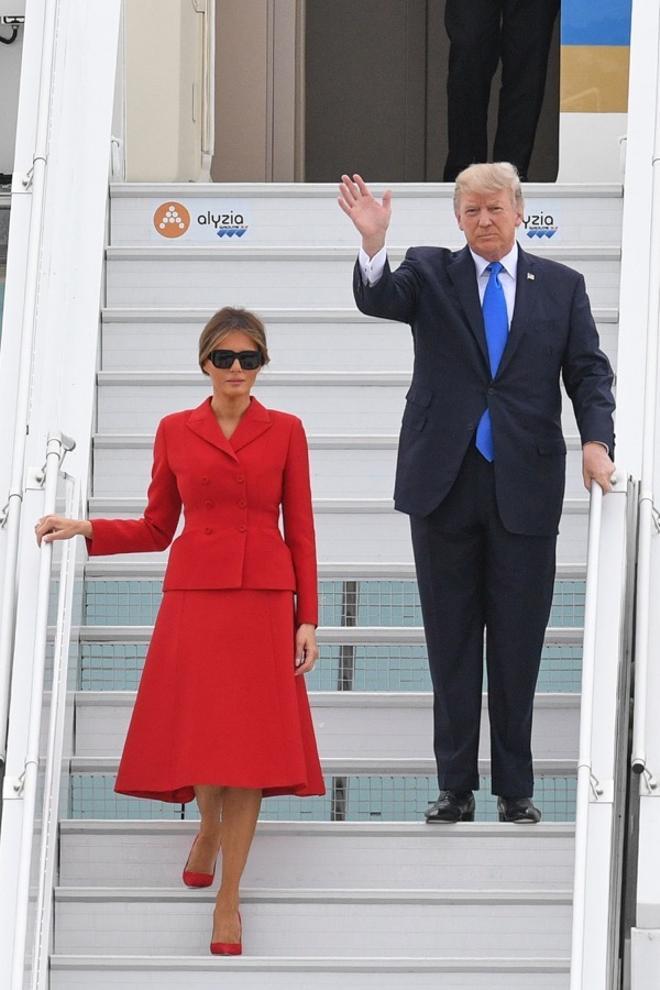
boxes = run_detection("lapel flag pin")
[527,272,535,280]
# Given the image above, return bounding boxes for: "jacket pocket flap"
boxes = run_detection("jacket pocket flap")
[537,438,567,455]
[405,384,433,408]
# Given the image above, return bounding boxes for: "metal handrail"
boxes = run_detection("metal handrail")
[632,488,658,780]
[0,0,58,767]
[29,473,81,989]
[569,480,604,990]
[8,433,78,989]
[631,26,660,779]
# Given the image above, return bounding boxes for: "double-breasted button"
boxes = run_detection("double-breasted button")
[238,498,247,508]
[204,499,214,509]
[236,474,245,484]
[238,523,247,532]
[204,527,213,535]
[201,476,210,486]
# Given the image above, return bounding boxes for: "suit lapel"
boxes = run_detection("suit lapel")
[186,398,238,460]
[446,246,490,371]
[185,396,272,460]
[229,396,272,451]
[495,245,537,380]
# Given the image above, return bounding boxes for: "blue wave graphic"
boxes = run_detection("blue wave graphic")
[216,228,248,238]
[526,229,557,239]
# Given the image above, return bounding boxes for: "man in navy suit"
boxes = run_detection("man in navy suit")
[338,163,615,823]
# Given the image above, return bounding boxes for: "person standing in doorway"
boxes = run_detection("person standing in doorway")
[443,0,560,181]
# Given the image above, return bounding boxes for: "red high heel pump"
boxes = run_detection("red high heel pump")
[210,911,242,956]
[182,834,218,888]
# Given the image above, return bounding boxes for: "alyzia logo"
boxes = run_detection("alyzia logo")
[153,202,191,238]
[523,213,558,239]
[197,211,248,238]
[150,200,250,242]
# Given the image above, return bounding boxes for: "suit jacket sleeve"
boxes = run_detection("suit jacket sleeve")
[352,248,424,324]
[87,418,182,556]
[282,417,318,627]
[561,274,616,453]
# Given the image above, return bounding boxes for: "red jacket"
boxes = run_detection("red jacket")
[88,397,319,626]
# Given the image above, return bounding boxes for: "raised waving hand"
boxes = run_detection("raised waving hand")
[337,173,392,258]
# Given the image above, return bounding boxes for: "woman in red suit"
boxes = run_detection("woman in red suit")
[35,306,325,955]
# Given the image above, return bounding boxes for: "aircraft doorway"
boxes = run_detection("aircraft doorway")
[211,0,560,183]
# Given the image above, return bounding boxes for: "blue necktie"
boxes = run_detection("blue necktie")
[475,262,508,462]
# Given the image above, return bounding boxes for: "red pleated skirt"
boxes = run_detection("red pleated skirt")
[114,589,325,802]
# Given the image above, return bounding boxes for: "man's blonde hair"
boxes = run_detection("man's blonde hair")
[453,162,524,215]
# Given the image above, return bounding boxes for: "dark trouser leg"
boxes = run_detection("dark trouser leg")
[493,0,560,179]
[483,493,557,797]
[410,450,487,791]
[443,0,503,181]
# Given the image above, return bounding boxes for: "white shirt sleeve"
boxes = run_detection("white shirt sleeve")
[358,246,388,286]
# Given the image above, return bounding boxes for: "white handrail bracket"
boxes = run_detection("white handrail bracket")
[589,776,614,804]
[638,768,659,797]
[2,771,25,800]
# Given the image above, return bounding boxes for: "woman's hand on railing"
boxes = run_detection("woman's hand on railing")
[35,515,92,546]
[582,442,616,494]
[294,623,319,676]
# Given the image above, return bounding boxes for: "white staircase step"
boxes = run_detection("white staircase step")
[86,495,589,566]
[95,369,582,436]
[83,560,588,581]
[105,245,621,309]
[92,432,589,499]
[78,626,582,644]
[58,820,574,891]
[95,371,444,434]
[68,756,576,777]
[86,495,588,520]
[102,309,414,373]
[53,886,571,957]
[93,434,406,500]
[51,953,570,989]
[99,306,619,373]
[72,691,580,761]
[108,179,621,248]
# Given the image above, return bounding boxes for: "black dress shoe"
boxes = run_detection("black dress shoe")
[425,790,475,824]
[497,796,542,824]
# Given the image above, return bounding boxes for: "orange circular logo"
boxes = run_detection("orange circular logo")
[153,201,191,238]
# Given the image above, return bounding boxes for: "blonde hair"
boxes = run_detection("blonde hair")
[198,307,270,375]
[453,162,524,215]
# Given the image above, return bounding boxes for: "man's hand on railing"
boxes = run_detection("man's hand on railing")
[35,514,91,546]
[582,442,616,494]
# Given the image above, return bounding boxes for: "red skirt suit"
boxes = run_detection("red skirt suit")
[87,396,325,802]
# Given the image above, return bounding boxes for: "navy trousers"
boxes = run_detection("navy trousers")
[409,443,557,797]
[443,0,560,181]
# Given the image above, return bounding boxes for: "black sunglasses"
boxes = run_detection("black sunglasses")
[208,349,263,371]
